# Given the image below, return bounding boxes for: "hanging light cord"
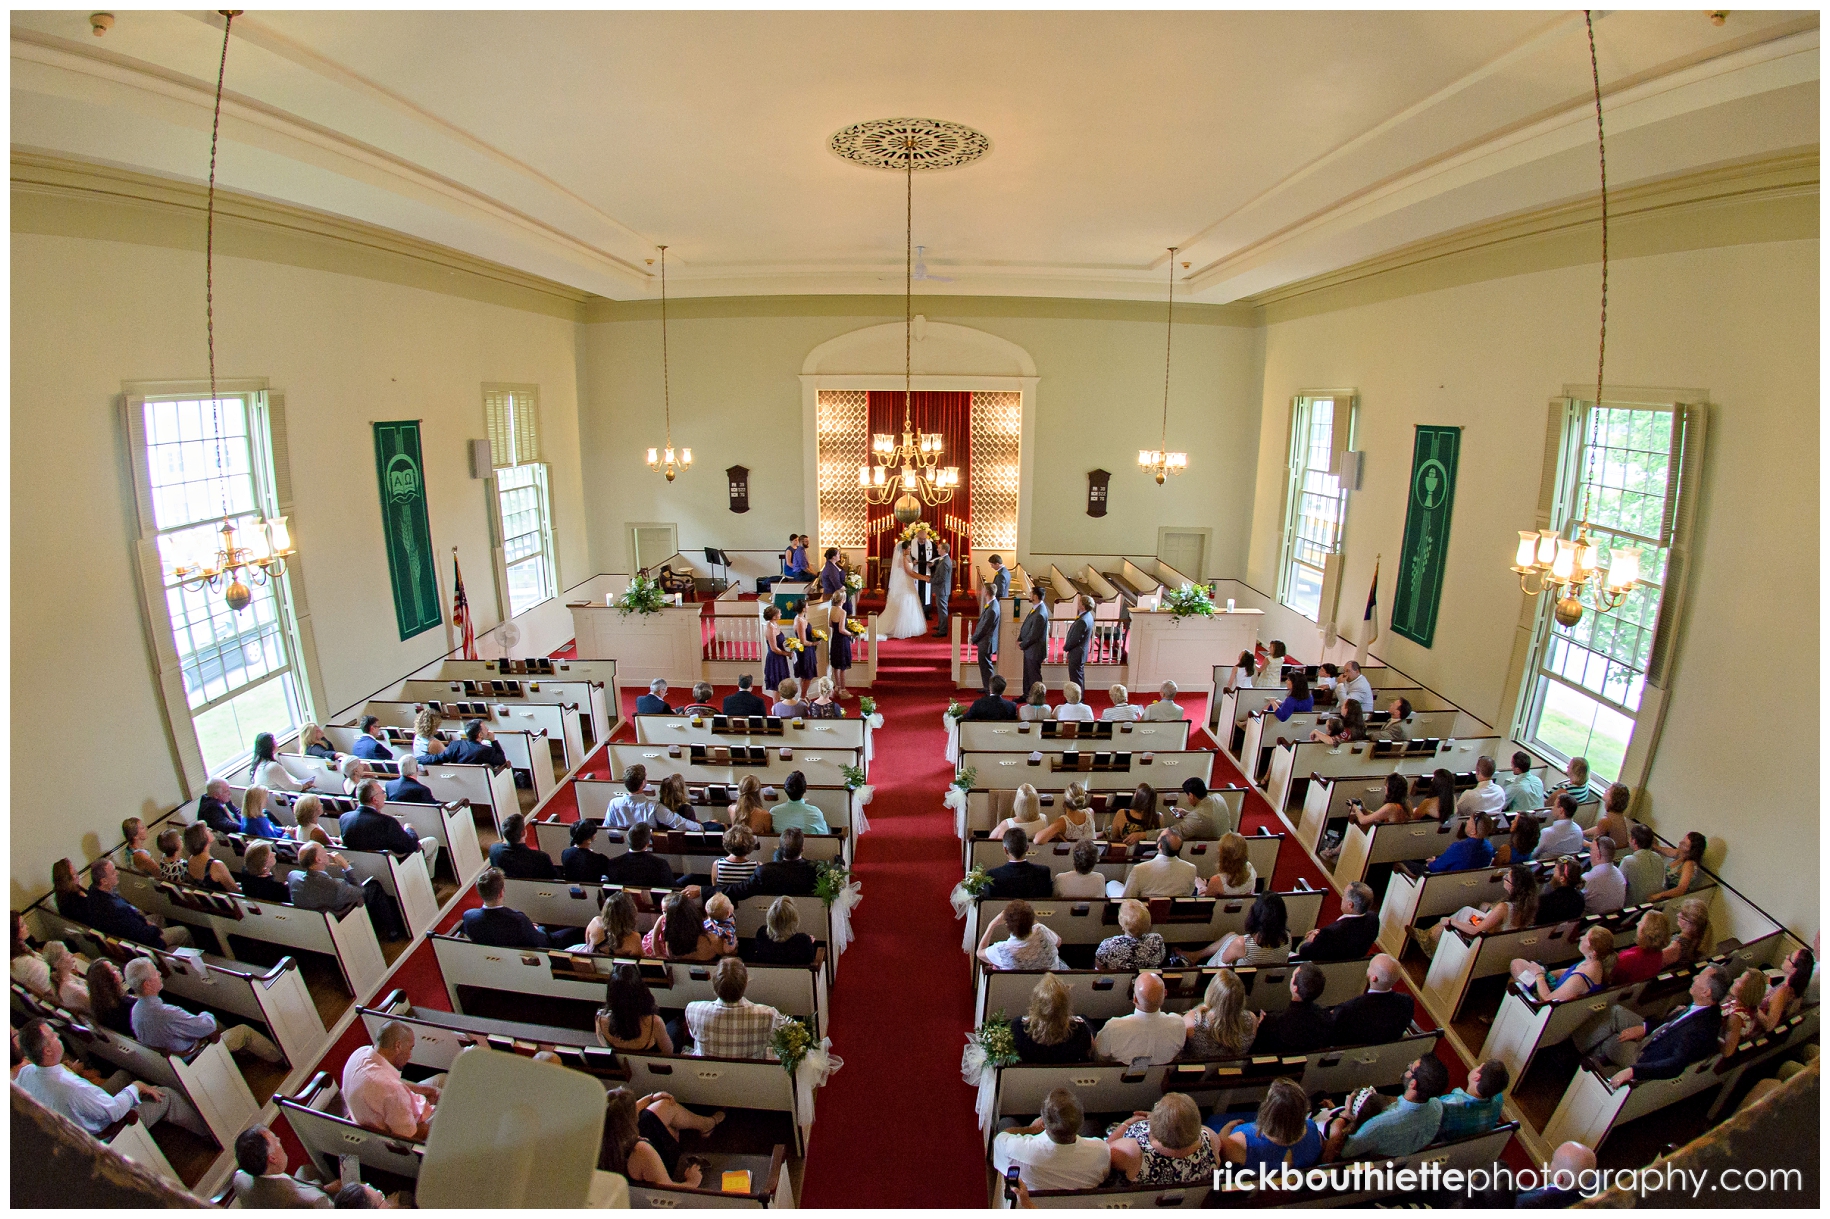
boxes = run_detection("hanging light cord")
[1586,10,1608,416]
[1160,248,1177,453]
[903,141,914,431]
[659,245,671,448]
[206,11,237,519]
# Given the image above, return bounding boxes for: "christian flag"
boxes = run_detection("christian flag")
[1360,557,1381,652]
[452,549,476,660]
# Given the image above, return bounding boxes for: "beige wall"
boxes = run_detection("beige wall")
[10,229,587,908]
[576,301,1265,580]
[1246,239,1820,940]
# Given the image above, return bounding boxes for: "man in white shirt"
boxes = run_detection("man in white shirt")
[1141,681,1185,721]
[1455,756,1507,817]
[992,1087,1112,1191]
[1581,835,1628,915]
[1093,972,1185,1064]
[1532,795,1587,860]
[15,1017,208,1138]
[1110,832,1198,900]
[1337,661,1375,712]
[1100,684,1145,722]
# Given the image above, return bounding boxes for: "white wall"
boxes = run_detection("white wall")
[1246,239,1820,939]
[576,303,1265,581]
[10,230,588,907]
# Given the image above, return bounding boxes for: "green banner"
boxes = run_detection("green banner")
[372,420,442,640]
[1391,425,1461,648]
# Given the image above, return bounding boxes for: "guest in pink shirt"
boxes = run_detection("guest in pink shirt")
[342,1021,442,1141]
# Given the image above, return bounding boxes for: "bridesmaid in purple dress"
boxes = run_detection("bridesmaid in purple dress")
[762,605,791,695]
[793,604,819,684]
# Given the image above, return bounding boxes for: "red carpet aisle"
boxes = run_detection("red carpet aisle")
[799,635,987,1208]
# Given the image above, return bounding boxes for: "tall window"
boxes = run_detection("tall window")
[1521,402,1689,783]
[1278,394,1353,620]
[485,385,556,617]
[142,394,305,773]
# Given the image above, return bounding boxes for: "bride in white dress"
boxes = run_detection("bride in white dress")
[876,541,929,639]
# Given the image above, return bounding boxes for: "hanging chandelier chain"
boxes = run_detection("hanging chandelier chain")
[1587,10,1608,423]
[659,245,671,445]
[904,144,914,431]
[206,10,235,517]
[1161,248,1177,451]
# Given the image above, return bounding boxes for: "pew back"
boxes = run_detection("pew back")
[958,749,1214,793]
[956,719,1191,754]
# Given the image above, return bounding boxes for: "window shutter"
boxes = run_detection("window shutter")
[1645,404,1705,687]
[514,390,540,464]
[485,388,514,468]
[483,385,539,467]
[121,395,210,794]
[257,391,325,724]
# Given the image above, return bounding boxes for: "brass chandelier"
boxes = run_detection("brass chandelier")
[858,137,959,517]
[1508,12,1642,628]
[645,245,692,481]
[1138,248,1188,484]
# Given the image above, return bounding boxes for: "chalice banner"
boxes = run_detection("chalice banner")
[372,420,443,640]
[1391,425,1461,648]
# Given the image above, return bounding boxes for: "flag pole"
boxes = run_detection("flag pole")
[1356,554,1382,666]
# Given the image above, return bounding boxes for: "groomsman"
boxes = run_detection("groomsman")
[985,554,1011,602]
[1063,595,1095,692]
[971,586,1002,694]
[1018,596,1050,697]
[930,542,955,638]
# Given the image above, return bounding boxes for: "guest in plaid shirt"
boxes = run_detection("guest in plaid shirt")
[1435,1059,1509,1140]
[684,958,791,1059]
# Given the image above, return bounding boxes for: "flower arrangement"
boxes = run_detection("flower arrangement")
[858,696,876,718]
[898,520,937,546]
[1162,583,1217,620]
[840,763,867,791]
[771,1017,815,1076]
[843,572,863,594]
[960,865,994,898]
[616,575,667,616]
[954,764,977,792]
[969,1012,1019,1067]
[814,859,851,907]
[946,699,965,722]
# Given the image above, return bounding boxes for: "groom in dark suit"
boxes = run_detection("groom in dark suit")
[930,542,955,637]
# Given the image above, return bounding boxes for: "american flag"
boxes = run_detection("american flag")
[453,549,476,660]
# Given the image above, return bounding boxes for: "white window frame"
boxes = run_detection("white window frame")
[1276,392,1357,621]
[483,384,558,617]
[124,381,319,787]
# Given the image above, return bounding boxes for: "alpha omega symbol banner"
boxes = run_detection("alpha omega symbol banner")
[1390,425,1461,648]
[372,420,443,640]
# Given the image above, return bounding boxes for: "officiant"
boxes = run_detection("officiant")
[908,525,938,614]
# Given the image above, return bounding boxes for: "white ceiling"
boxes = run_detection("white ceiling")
[11,9,1819,303]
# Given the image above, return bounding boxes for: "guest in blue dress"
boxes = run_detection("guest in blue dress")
[1268,673,1315,722]
[762,604,791,695]
[1208,1078,1324,1172]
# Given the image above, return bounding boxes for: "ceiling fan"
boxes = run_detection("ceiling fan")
[911,245,954,282]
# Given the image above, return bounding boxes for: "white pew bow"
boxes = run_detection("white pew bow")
[950,879,981,952]
[866,711,885,730]
[828,879,863,955]
[960,1038,998,1135]
[850,784,874,835]
[944,714,960,764]
[944,785,967,838]
[793,1038,844,1125]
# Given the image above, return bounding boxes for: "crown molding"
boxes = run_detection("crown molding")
[1245,149,1818,324]
[579,293,1261,327]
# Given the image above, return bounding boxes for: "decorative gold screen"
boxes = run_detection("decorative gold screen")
[816,390,869,547]
[970,391,1021,551]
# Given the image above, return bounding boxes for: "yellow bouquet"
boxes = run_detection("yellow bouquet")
[846,618,866,635]
[810,628,829,642]
[782,636,806,654]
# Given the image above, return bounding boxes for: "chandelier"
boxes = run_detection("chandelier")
[1138,248,1188,484]
[857,136,958,520]
[1508,12,1641,628]
[172,10,294,614]
[645,245,692,481]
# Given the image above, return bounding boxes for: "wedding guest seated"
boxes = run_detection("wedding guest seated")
[1422,866,1536,956]
[86,960,135,1037]
[710,824,758,889]
[769,770,829,834]
[1106,1093,1216,1182]
[1536,857,1587,926]
[598,1086,715,1190]
[1501,750,1546,812]
[1101,683,1145,722]
[1182,968,1257,1059]
[339,756,374,796]
[1619,822,1666,907]
[182,822,240,892]
[1055,682,1096,722]
[1107,782,1161,847]
[987,828,1054,899]
[85,859,192,948]
[1325,954,1413,1044]
[1094,972,1185,1064]
[339,781,435,860]
[488,813,556,879]
[384,757,437,804]
[1339,698,1369,741]
[1549,755,1593,805]
[1346,773,1413,833]
[1438,1060,1510,1140]
[1581,836,1627,914]
[126,957,284,1062]
[749,896,817,966]
[1298,882,1380,961]
[1719,968,1768,1058]
[50,858,89,923]
[770,677,808,719]
[240,786,286,839]
[1310,715,1350,745]
[1018,682,1053,722]
[197,776,242,835]
[1532,795,1587,860]
[976,899,1064,971]
[990,784,1049,841]
[1193,892,1292,967]
[1647,831,1709,902]
[287,843,367,915]
[440,719,508,770]
[1012,975,1094,1064]
[1164,777,1230,840]
[584,890,643,956]
[992,1085,1110,1188]
[1493,813,1541,866]
[702,892,738,955]
[601,823,680,889]
[683,957,791,1059]
[560,820,613,882]
[11,912,49,998]
[1052,838,1107,898]
[412,706,446,763]
[459,867,549,949]
[1095,900,1167,970]
[350,716,394,761]
[1509,925,1615,1003]
[1573,965,1727,1087]
[596,963,674,1052]
[1456,756,1507,816]
[233,1124,337,1208]
[239,841,292,902]
[1321,1054,1448,1161]
[726,826,817,897]
[1663,898,1710,969]
[1199,832,1257,898]
[1610,910,1672,986]
[643,891,721,961]
[15,1017,203,1141]
[43,944,90,1015]
[963,675,1020,721]
[1143,681,1185,721]
[636,680,676,716]
[681,682,720,716]
[1264,673,1313,723]
[154,827,186,881]
[1759,946,1814,1032]
[1035,782,1095,845]
[1113,831,1197,900]
[1211,1077,1325,1172]
[122,818,158,877]
[343,1021,439,1140]
[1413,768,1458,822]
[1429,812,1497,873]
[1249,963,1332,1056]
[300,723,341,763]
[722,674,767,718]
[1515,1141,1596,1208]
[1584,782,1635,850]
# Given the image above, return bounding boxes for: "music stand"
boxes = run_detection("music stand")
[704,547,732,586]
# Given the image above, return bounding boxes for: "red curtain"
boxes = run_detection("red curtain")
[865,390,972,591]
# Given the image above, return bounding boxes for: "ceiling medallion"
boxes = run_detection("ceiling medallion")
[828,117,991,171]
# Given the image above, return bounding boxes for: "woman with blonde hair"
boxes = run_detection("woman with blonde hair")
[290,795,334,847]
[239,786,285,839]
[1609,909,1672,986]
[1056,681,1096,723]
[412,706,446,760]
[991,783,1049,841]
[1013,973,1093,1063]
[752,896,817,965]
[1035,782,1095,844]
[657,774,692,822]
[806,676,842,719]
[1094,899,1166,970]
[1663,898,1710,968]
[1200,833,1257,898]
[43,943,91,1014]
[1182,968,1257,1059]
[727,775,771,834]
[1101,683,1144,722]
[300,722,339,762]
[1719,968,1768,1058]
[1107,1093,1217,1184]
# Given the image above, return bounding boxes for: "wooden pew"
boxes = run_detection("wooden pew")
[278,1071,425,1184]
[963,828,1281,887]
[30,909,327,1066]
[635,712,871,756]
[116,871,387,999]
[393,678,589,771]
[960,784,1247,839]
[209,831,442,939]
[1420,917,1589,1022]
[973,957,1374,1028]
[1330,816,1466,889]
[407,656,617,746]
[957,748,1215,793]
[233,786,485,889]
[573,777,854,840]
[1298,765,1576,857]
[427,934,831,1038]
[599,741,859,792]
[1263,735,1503,814]
[531,820,845,871]
[326,722,557,804]
[955,718,1192,753]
